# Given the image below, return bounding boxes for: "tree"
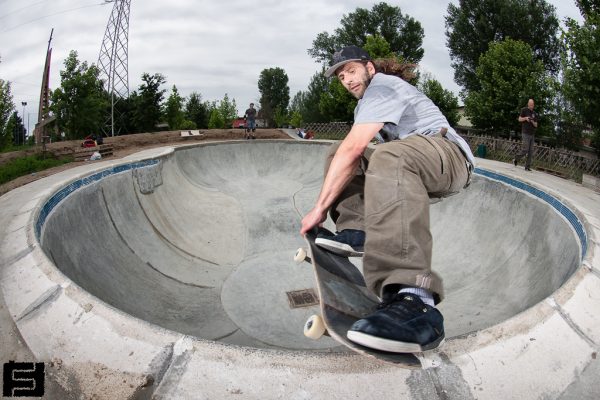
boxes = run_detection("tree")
[3,112,25,148]
[418,75,460,127]
[258,68,290,127]
[207,107,224,129]
[309,2,424,65]
[273,107,289,128]
[50,50,108,140]
[164,85,186,130]
[204,94,238,129]
[132,73,166,133]
[576,0,600,17]
[562,1,600,153]
[319,79,356,122]
[463,39,553,135]
[445,0,560,94]
[362,34,395,59]
[186,92,209,129]
[0,77,15,150]
[289,110,303,129]
[112,95,137,135]
[293,69,330,124]
[218,93,238,127]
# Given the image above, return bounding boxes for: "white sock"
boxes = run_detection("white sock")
[398,287,435,307]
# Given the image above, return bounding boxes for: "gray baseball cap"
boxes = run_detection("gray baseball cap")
[324,46,371,77]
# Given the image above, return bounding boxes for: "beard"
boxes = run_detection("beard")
[350,68,373,99]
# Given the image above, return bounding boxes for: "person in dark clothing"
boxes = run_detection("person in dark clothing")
[513,99,538,171]
[244,103,257,139]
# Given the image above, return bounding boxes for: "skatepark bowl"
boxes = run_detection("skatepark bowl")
[36,139,584,347]
[2,138,597,399]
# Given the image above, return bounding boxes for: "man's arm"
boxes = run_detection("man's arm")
[300,122,383,235]
[518,108,528,122]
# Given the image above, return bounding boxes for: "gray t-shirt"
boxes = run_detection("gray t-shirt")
[354,73,475,165]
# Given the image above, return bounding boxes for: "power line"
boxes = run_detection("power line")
[0,2,107,33]
[0,1,47,21]
[7,80,39,87]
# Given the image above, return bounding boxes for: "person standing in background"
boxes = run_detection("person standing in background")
[513,99,538,171]
[244,103,257,139]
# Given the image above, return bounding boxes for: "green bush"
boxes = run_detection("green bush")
[0,154,72,185]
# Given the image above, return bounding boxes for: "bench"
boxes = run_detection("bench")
[180,130,203,138]
[74,144,114,161]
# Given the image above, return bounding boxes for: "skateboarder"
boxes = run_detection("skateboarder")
[300,46,475,353]
[244,103,257,139]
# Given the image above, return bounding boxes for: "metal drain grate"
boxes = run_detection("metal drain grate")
[286,289,319,309]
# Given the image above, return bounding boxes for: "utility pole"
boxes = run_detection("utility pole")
[34,28,53,145]
[97,0,131,137]
[21,101,27,144]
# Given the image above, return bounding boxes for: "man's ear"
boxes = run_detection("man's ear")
[366,61,376,77]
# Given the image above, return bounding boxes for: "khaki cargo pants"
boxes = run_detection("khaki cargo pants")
[325,134,471,304]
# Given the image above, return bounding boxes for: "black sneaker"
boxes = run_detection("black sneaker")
[315,229,365,257]
[525,167,531,171]
[512,158,517,166]
[347,293,445,353]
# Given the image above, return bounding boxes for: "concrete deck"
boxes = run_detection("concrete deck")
[0,138,598,399]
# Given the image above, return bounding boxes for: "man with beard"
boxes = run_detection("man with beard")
[300,46,475,353]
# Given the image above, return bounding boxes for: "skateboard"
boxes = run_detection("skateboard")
[295,228,422,367]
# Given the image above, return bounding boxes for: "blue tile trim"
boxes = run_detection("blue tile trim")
[475,167,588,259]
[35,159,159,240]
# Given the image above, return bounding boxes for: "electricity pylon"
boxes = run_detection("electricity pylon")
[97,0,131,136]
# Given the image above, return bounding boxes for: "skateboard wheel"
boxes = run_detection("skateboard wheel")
[294,247,307,264]
[304,315,326,339]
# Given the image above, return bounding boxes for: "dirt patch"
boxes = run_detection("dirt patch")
[0,129,290,196]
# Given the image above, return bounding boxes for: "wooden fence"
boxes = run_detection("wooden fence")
[302,122,599,180]
[73,144,114,161]
[303,122,351,138]
[464,135,599,180]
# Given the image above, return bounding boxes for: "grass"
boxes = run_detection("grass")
[0,153,73,185]
[0,143,36,153]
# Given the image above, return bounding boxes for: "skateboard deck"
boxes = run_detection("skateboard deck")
[299,228,422,367]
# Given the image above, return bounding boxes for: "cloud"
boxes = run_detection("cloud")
[0,0,582,128]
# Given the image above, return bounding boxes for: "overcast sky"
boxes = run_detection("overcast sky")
[0,0,584,134]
